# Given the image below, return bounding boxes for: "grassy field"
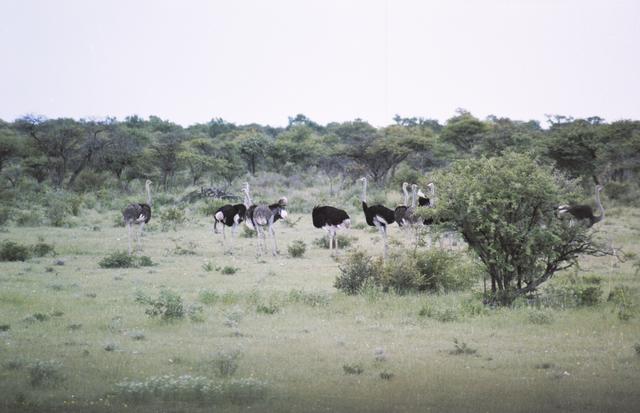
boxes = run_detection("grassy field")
[1,202,639,413]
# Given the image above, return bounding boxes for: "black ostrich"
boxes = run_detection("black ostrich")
[214,183,250,252]
[557,184,605,228]
[360,177,395,259]
[122,179,153,255]
[394,182,410,227]
[312,206,351,254]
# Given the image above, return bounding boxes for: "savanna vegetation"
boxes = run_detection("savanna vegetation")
[0,111,639,412]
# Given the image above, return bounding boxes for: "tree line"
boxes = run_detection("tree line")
[0,110,638,193]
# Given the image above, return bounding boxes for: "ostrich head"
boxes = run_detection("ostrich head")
[277,197,288,219]
[596,184,603,192]
[145,179,152,188]
[426,182,435,193]
[417,189,426,198]
[402,182,408,190]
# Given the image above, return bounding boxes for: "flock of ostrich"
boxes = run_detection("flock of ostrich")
[122,178,606,258]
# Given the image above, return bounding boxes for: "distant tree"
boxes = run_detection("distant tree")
[0,121,22,173]
[238,132,272,175]
[150,130,185,189]
[287,114,324,132]
[178,136,218,186]
[544,117,606,184]
[440,109,488,153]
[98,124,149,182]
[475,117,541,157]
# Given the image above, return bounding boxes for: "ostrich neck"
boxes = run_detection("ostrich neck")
[594,187,604,222]
[411,187,417,208]
[431,185,437,207]
[403,186,409,206]
[244,190,252,207]
[361,179,367,203]
[146,185,152,206]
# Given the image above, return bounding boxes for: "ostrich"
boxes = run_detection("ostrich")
[557,184,605,228]
[360,177,395,259]
[122,179,153,255]
[213,183,250,252]
[249,197,288,256]
[312,206,351,254]
[394,182,410,227]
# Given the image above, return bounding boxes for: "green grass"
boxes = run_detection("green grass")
[0,206,639,412]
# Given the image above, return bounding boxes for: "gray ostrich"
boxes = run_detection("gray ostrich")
[122,179,153,255]
[250,197,288,256]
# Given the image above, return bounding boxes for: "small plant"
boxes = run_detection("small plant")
[528,309,554,325]
[210,349,242,377]
[287,240,306,258]
[379,371,394,380]
[0,240,31,261]
[449,338,477,355]
[32,312,50,322]
[199,290,220,305]
[160,207,186,231]
[634,343,640,356]
[202,261,214,272]
[256,302,279,315]
[136,290,185,321]
[28,360,64,387]
[418,303,459,322]
[187,303,205,322]
[99,251,135,268]
[0,324,10,332]
[220,266,238,275]
[343,363,364,375]
[287,289,331,307]
[104,342,118,352]
[578,285,602,306]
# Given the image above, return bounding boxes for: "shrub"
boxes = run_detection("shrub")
[343,363,364,375]
[449,338,477,355]
[313,234,355,249]
[136,290,185,321]
[418,303,459,322]
[287,289,331,307]
[287,240,306,258]
[160,207,186,231]
[31,242,56,257]
[634,343,640,356]
[220,266,238,275]
[210,349,242,377]
[334,250,381,295]
[137,255,154,267]
[28,360,64,387]
[527,309,554,325]
[200,199,228,216]
[256,302,279,315]
[0,241,31,261]
[99,251,135,268]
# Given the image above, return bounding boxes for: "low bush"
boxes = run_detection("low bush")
[449,338,477,355]
[199,290,220,305]
[288,289,331,307]
[0,207,10,226]
[99,251,135,268]
[287,240,306,258]
[334,249,382,295]
[240,226,256,238]
[527,309,554,325]
[0,241,31,261]
[343,363,364,375]
[31,242,56,257]
[220,266,238,275]
[135,290,185,321]
[98,251,153,268]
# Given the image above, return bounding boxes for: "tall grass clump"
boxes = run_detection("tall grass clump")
[28,360,64,387]
[99,251,153,268]
[160,206,186,231]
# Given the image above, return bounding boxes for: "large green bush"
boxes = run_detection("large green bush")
[422,153,610,305]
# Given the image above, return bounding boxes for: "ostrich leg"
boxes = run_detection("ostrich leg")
[127,223,133,255]
[255,226,264,256]
[269,224,279,256]
[138,222,146,252]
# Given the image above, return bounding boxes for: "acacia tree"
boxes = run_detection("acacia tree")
[422,153,610,304]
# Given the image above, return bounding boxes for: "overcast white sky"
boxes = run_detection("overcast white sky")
[1,0,638,127]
